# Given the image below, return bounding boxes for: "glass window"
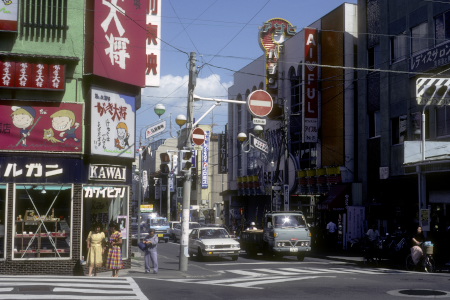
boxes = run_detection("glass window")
[82,185,129,260]
[435,11,450,45]
[411,22,428,54]
[369,111,381,138]
[392,115,407,145]
[368,44,381,70]
[13,184,72,259]
[436,106,450,137]
[0,184,6,259]
[391,34,408,63]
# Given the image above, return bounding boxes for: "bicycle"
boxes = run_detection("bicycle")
[405,243,435,273]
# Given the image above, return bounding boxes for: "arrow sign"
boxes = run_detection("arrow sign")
[251,134,269,153]
[192,127,206,146]
[247,90,273,117]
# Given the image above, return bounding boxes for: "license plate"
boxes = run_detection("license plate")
[290,247,298,252]
[158,234,163,237]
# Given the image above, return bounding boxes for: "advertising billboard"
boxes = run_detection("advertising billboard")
[0,0,18,32]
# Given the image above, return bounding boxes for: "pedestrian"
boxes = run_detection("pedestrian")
[411,226,425,266]
[366,224,380,243]
[144,228,158,274]
[326,220,337,248]
[106,221,123,277]
[86,223,105,277]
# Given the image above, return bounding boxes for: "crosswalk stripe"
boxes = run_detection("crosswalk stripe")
[227,276,336,289]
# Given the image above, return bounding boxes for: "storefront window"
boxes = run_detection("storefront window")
[13,184,72,259]
[0,184,6,259]
[82,186,129,260]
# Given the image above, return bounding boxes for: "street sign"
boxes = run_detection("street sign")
[192,127,206,146]
[145,120,166,139]
[247,90,273,117]
[251,134,269,153]
[253,118,266,125]
[416,78,450,105]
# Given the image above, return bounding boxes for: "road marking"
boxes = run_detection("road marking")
[0,276,147,300]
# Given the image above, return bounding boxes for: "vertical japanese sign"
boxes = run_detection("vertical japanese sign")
[91,87,136,158]
[218,133,227,174]
[145,0,161,87]
[0,0,18,32]
[303,28,319,143]
[0,102,83,153]
[92,0,146,87]
[201,131,210,189]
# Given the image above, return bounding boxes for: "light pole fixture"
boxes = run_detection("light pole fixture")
[237,132,247,142]
[253,125,264,136]
[154,103,166,119]
[176,114,187,128]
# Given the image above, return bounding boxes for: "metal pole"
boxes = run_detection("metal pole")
[167,172,171,221]
[180,52,196,272]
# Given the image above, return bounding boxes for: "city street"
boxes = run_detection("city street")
[1,242,449,299]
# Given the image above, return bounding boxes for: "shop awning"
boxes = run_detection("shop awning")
[317,184,350,211]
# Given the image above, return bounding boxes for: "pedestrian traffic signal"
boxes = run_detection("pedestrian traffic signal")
[179,150,193,173]
[416,78,450,105]
[160,152,171,175]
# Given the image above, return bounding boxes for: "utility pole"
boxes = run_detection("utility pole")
[180,52,196,271]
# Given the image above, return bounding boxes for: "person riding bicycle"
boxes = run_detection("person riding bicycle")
[365,224,380,261]
[411,226,425,267]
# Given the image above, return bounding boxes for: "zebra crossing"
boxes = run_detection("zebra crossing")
[0,276,148,300]
[160,266,411,290]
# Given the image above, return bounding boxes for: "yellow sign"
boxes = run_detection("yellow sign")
[140,204,153,212]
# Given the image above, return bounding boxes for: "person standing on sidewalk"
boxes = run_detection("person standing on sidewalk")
[86,223,105,277]
[144,228,158,274]
[106,222,123,277]
[326,220,338,249]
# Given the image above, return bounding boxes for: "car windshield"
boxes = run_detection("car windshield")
[150,219,168,226]
[274,215,306,228]
[189,223,201,229]
[199,229,229,239]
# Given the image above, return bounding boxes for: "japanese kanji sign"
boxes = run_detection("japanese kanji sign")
[145,0,161,87]
[90,86,136,158]
[0,102,83,153]
[92,0,147,87]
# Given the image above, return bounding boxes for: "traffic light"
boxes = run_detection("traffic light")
[159,152,171,175]
[416,78,450,105]
[179,150,193,173]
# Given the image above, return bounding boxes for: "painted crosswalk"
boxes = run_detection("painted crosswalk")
[0,276,148,300]
[160,266,411,289]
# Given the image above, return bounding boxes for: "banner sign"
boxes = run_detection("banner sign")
[145,0,161,87]
[145,120,166,139]
[410,41,450,73]
[92,0,146,87]
[218,133,227,174]
[0,0,18,32]
[0,102,83,153]
[303,27,319,143]
[0,61,65,90]
[201,130,210,189]
[91,87,136,158]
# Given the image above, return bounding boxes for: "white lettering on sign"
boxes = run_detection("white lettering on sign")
[253,118,266,125]
[250,99,272,108]
[3,163,63,178]
[83,186,126,199]
[89,164,127,181]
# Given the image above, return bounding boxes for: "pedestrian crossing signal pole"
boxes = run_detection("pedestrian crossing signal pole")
[180,52,196,272]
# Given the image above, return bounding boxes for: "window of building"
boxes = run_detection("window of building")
[82,185,129,261]
[435,11,450,46]
[392,115,407,145]
[369,111,381,138]
[436,106,450,137]
[289,66,302,114]
[0,184,6,259]
[368,44,381,70]
[411,22,429,54]
[390,34,408,63]
[13,184,72,260]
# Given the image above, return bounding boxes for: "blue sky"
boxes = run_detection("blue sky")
[138,0,357,141]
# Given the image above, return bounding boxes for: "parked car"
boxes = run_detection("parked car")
[188,227,240,261]
[172,222,201,243]
[130,222,147,246]
[168,221,180,240]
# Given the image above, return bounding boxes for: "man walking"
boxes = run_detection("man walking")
[326,220,338,250]
[144,228,158,274]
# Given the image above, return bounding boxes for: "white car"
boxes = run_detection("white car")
[168,221,180,240]
[188,227,240,261]
[172,222,200,243]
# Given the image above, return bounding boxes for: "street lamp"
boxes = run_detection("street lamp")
[176,114,187,128]
[154,104,166,119]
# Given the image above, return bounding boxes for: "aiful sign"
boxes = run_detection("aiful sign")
[303,28,319,143]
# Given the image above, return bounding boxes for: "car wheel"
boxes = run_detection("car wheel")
[297,254,305,261]
[173,235,177,243]
[197,248,204,261]
[165,238,169,243]
[231,255,239,261]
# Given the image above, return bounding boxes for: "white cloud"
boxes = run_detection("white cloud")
[140,74,232,133]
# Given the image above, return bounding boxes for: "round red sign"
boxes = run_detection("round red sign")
[247,90,273,117]
[192,127,206,146]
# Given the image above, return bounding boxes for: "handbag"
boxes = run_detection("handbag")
[138,242,147,251]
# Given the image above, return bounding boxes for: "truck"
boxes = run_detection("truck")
[239,211,312,261]
[139,213,170,243]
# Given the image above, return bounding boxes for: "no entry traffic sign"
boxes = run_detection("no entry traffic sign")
[247,90,273,117]
[192,127,206,146]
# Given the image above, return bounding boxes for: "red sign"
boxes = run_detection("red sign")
[91,0,147,87]
[0,60,65,90]
[247,90,273,117]
[303,28,319,143]
[192,127,206,146]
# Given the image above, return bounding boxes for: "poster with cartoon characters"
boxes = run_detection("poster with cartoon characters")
[0,102,83,153]
[90,87,135,158]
